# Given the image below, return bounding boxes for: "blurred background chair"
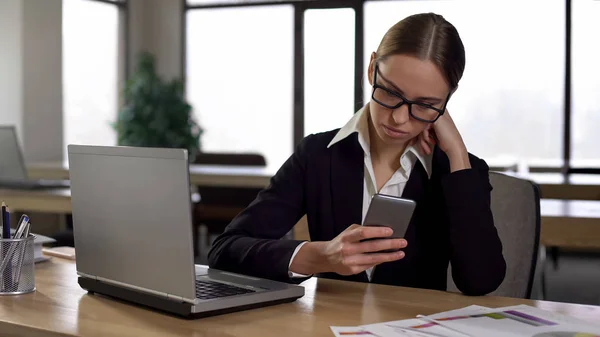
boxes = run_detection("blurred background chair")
[192,152,267,262]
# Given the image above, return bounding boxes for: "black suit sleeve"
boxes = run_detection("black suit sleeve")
[442,157,506,296]
[207,135,314,283]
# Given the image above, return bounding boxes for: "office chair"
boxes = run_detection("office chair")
[447,171,542,299]
[192,152,267,259]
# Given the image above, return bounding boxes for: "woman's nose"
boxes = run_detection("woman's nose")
[392,104,410,124]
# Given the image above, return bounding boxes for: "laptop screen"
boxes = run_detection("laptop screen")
[68,145,197,301]
[0,126,28,180]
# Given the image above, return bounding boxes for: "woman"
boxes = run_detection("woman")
[208,13,506,296]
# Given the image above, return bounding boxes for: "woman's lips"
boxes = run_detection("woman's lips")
[382,125,409,138]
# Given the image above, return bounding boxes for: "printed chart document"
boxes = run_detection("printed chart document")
[362,306,490,337]
[331,305,600,337]
[331,306,489,337]
[419,304,600,337]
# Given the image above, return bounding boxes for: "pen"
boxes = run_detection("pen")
[13,221,31,288]
[0,202,4,239]
[14,215,29,239]
[1,202,9,239]
[416,315,473,337]
[2,205,12,290]
[0,215,29,275]
[5,207,9,237]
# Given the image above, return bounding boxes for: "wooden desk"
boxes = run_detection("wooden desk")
[27,161,274,188]
[526,173,600,200]
[541,199,600,249]
[0,188,71,213]
[0,259,599,337]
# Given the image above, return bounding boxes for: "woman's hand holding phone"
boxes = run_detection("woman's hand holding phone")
[323,224,407,275]
[290,224,407,276]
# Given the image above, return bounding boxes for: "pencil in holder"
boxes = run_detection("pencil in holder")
[0,234,36,295]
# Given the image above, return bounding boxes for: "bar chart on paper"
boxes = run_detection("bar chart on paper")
[532,333,600,337]
[425,305,600,337]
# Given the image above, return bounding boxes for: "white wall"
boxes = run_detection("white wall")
[0,0,24,144]
[129,0,183,80]
[0,0,63,163]
[0,0,183,163]
[22,0,63,163]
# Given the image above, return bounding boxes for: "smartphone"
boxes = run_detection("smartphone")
[361,194,416,252]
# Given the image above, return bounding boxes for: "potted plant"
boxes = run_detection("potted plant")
[113,52,202,160]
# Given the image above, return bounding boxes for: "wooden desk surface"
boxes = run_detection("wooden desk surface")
[0,259,599,337]
[27,162,600,199]
[27,161,275,188]
[541,199,600,249]
[0,188,71,213]
[530,174,600,200]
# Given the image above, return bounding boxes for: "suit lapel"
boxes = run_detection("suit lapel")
[330,134,364,237]
[401,159,428,204]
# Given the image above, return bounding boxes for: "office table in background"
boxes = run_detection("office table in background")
[523,173,600,201]
[27,161,600,200]
[0,188,71,213]
[27,161,275,188]
[0,258,599,337]
[540,199,600,249]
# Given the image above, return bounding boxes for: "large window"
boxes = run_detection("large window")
[303,8,356,136]
[186,0,599,174]
[364,0,565,168]
[186,6,294,169]
[62,0,121,156]
[571,0,600,168]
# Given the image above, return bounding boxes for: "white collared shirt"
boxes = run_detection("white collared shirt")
[288,106,432,281]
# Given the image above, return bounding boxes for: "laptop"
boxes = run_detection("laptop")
[67,144,304,318]
[0,126,70,189]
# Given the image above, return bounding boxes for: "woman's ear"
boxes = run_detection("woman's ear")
[367,52,377,86]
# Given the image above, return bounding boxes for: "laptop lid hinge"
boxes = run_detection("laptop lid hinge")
[77,271,97,280]
[79,273,197,305]
[167,293,197,305]
[95,276,176,301]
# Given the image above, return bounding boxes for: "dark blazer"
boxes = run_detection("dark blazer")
[207,130,506,296]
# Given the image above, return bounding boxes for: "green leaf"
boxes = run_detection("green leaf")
[113,51,203,159]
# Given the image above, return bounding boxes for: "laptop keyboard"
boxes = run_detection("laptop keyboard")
[195,280,256,300]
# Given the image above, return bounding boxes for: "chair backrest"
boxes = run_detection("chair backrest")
[447,171,541,298]
[193,152,267,206]
[194,152,266,167]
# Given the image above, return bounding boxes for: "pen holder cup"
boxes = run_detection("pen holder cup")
[0,235,36,295]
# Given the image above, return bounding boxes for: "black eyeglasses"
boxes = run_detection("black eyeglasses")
[371,63,451,123]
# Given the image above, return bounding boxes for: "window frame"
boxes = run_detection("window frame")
[183,0,595,176]
[62,0,129,157]
[85,0,129,82]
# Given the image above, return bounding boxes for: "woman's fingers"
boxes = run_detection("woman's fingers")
[343,250,405,266]
[343,225,393,243]
[421,137,431,155]
[341,238,407,256]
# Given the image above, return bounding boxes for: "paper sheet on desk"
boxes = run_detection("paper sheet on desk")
[362,305,491,337]
[331,306,490,337]
[414,304,600,337]
[331,304,600,337]
[330,326,378,337]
